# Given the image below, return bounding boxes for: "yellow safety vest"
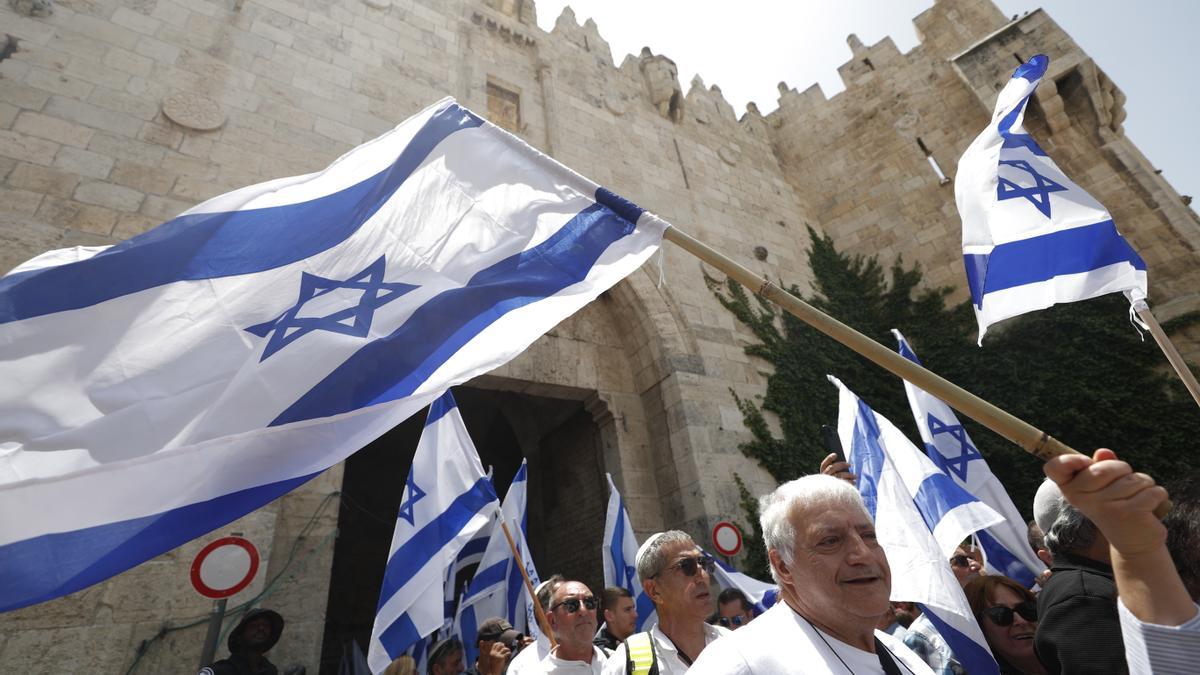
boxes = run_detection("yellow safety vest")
[624,631,658,675]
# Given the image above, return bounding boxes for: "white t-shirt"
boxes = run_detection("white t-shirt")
[688,602,934,674]
[507,634,552,674]
[536,645,608,674]
[601,622,729,675]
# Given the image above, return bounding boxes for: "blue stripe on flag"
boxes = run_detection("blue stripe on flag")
[911,472,977,534]
[1000,133,1048,156]
[610,504,632,587]
[1011,54,1048,82]
[920,604,1001,675]
[966,220,1146,302]
[849,398,885,520]
[0,471,318,613]
[465,560,508,595]
[271,200,637,426]
[379,613,422,661]
[977,529,1036,588]
[0,104,482,325]
[964,253,990,309]
[376,477,497,611]
[425,392,458,427]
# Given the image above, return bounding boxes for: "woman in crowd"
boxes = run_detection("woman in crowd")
[963,576,1048,675]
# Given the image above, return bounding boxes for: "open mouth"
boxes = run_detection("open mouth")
[841,576,881,585]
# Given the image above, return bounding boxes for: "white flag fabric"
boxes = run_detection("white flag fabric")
[893,330,1047,586]
[367,391,499,672]
[956,54,1146,342]
[832,376,1001,675]
[710,557,778,613]
[0,97,665,612]
[602,473,656,631]
[454,460,540,666]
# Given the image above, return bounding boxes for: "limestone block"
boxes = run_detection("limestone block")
[9,0,53,18]
[7,162,79,197]
[24,67,96,100]
[36,195,117,234]
[14,110,94,149]
[110,160,175,195]
[45,96,143,138]
[0,128,59,165]
[53,146,115,179]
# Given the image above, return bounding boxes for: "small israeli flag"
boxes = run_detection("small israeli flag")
[832,376,1002,675]
[602,473,656,630]
[367,391,499,672]
[894,330,1046,586]
[956,54,1146,342]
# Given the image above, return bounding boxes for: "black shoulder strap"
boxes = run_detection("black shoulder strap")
[874,637,905,675]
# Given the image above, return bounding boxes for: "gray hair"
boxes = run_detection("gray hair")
[635,530,695,581]
[759,475,871,585]
[1043,503,1098,556]
[536,574,565,611]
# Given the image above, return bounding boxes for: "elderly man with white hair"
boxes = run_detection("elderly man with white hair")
[601,530,728,674]
[689,474,933,674]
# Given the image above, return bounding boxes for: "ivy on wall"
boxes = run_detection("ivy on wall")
[714,227,1200,582]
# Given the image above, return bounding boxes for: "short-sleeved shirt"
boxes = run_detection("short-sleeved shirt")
[600,622,729,675]
[535,645,608,674]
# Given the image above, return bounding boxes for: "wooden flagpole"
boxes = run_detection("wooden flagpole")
[499,519,557,649]
[1134,303,1200,409]
[661,225,1172,516]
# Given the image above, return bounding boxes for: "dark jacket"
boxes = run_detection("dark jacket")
[593,624,621,653]
[198,653,279,675]
[1034,552,1127,675]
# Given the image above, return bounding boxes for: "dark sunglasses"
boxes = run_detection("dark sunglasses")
[717,615,747,628]
[949,554,974,568]
[551,596,598,613]
[985,600,1037,627]
[655,555,716,578]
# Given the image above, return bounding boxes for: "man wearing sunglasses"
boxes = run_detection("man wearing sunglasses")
[715,589,755,631]
[602,531,729,674]
[689,475,933,674]
[537,580,609,673]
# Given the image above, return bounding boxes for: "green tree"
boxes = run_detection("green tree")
[712,226,1199,526]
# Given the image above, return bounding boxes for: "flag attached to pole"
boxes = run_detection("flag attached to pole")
[832,376,1001,675]
[893,330,1046,586]
[602,473,656,631]
[0,97,666,613]
[955,54,1146,343]
[455,460,540,666]
[367,391,499,672]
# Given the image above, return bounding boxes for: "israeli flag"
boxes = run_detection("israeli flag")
[956,54,1146,342]
[832,376,1002,675]
[367,391,499,672]
[602,473,656,630]
[710,557,778,613]
[454,461,540,666]
[893,330,1046,587]
[0,97,666,612]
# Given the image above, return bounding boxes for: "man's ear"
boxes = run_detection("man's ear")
[768,549,791,585]
[642,577,659,600]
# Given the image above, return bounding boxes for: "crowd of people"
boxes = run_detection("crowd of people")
[202,449,1199,674]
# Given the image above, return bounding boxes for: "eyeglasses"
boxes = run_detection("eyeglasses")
[653,555,716,579]
[949,555,974,568]
[716,615,747,628]
[550,596,597,614]
[984,600,1038,627]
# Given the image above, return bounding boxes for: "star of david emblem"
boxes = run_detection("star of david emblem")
[397,472,426,526]
[623,565,637,586]
[996,159,1068,218]
[245,255,416,361]
[926,412,983,481]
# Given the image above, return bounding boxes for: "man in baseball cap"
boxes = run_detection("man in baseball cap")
[466,617,522,675]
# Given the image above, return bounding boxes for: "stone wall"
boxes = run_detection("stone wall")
[1,0,1197,672]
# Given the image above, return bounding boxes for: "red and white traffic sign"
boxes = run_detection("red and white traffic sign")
[711,521,743,557]
[190,536,259,599]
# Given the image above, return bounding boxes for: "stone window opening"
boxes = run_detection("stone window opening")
[917,137,951,185]
[487,78,522,134]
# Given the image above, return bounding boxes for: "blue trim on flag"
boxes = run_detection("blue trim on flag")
[1012,54,1048,82]
[964,253,990,309]
[911,472,979,533]
[0,470,319,613]
[464,559,508,597]
[0,103,482,325]
[977,529,1036,588]
[595,187,646,226]
[610,501,633,587]
[849,398,885,520]
[379,613,422,661]
[376,477,498,611]
[271,202,638,426]
[460,609,480,665]
[919,604,1001,675]
[1001,133,1048,157]
[969,220,1145,301]
[425,391,459,427]
[896,336,923,366]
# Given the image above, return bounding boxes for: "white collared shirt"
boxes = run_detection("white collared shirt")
[507,634,552,674]
[536,645,608,674]
[600,622,729,675]
[1118,597,1200,674]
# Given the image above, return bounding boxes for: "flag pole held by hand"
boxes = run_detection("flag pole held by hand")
[661,225,1172,517]
[499,519,557,649]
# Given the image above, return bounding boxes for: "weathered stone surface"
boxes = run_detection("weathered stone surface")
[161,91,225,131]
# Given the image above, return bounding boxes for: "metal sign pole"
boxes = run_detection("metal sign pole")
[198,597,228,669]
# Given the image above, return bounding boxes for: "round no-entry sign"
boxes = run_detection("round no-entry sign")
[190,536,259,599]
[712,521,743,557]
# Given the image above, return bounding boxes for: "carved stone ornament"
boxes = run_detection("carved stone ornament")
[604,94,627,116]
[162,92,226,131]
[718,145,740,166]
[361,0,391,8]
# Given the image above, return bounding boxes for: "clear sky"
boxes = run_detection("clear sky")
[534,0,1198,207]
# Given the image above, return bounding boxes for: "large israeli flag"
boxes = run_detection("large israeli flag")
[832,376,1001,675]
[956,54,1146,342]
[0,97,666,612]
[893,330,1046,587]
[602,473,656,630]
[454,460,539,666]
[367,391,499,672]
